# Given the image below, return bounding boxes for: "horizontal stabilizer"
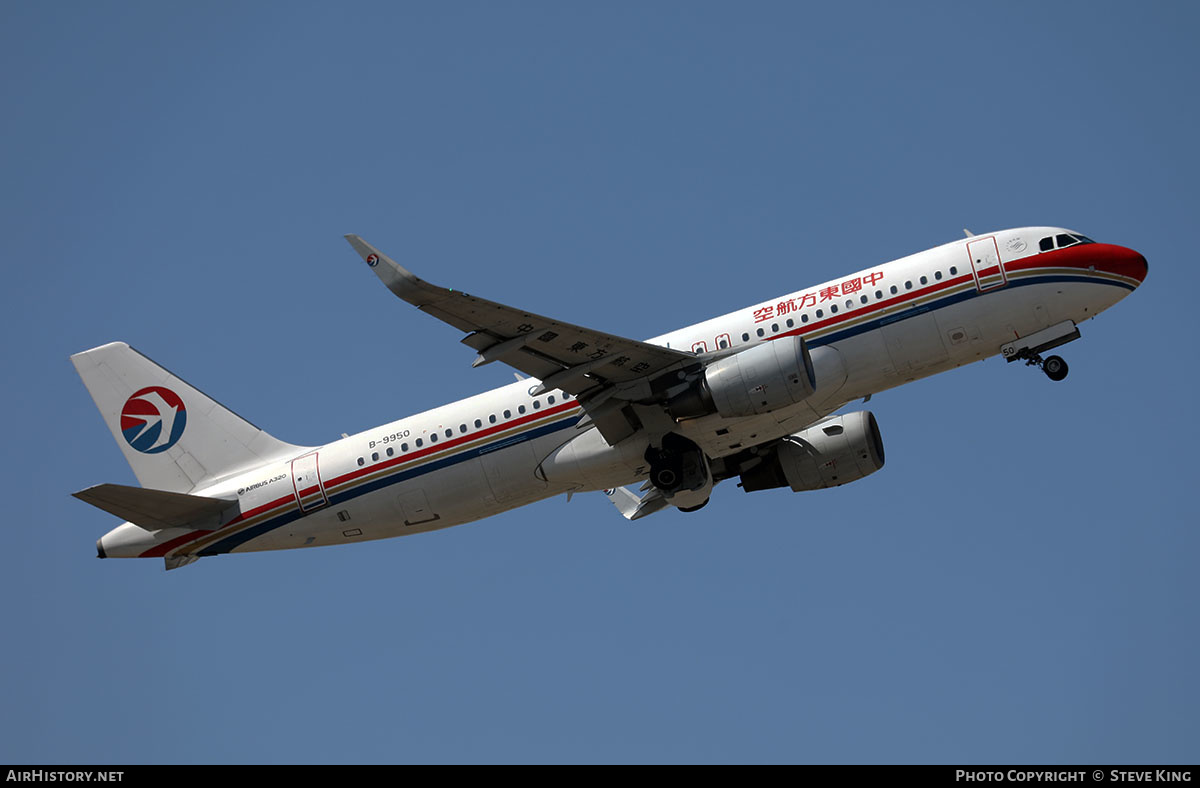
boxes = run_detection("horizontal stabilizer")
[604,485,670,521]
[73,484,237,531]
[165,555,201,571]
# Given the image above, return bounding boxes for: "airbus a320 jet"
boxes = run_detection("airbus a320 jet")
[71,228,1147,569]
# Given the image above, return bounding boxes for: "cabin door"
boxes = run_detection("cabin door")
[967,236,1008,292]
[291,452,329,513]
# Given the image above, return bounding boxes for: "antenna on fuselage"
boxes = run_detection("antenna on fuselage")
[963,228,976,238]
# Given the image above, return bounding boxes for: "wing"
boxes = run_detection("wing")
[345,235,702,443]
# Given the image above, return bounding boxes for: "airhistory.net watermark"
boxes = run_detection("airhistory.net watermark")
[6,772,123,782]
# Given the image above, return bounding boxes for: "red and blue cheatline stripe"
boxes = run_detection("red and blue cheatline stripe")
[148,399,583,558]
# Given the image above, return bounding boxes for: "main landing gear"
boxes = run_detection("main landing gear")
[1018,350,1069,382]
[645,433,713,511]
[646,433,700,493]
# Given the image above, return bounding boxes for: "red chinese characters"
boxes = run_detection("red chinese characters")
[747,270,884,325]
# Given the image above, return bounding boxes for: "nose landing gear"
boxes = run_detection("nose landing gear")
[1000,320,1080,383]
[1018,350,1069,382]
[1042,355,1068,382]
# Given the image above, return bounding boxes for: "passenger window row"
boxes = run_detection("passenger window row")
[736,266,960,343]
[356,392,574,466]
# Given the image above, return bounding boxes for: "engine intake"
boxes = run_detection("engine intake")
[740,411,885,492]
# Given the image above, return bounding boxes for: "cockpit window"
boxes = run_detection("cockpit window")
[1039,233,1097,252]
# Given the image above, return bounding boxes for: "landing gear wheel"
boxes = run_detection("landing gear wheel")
[1043,355,1068,382]
[650,465,680,491]
[1019,348,1070,382]
[647,433,705,494]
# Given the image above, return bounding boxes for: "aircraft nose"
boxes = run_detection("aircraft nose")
[1096,244,1148,286]
[1131,250,1149,284]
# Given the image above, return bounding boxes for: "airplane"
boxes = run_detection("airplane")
[71,227,1148,570]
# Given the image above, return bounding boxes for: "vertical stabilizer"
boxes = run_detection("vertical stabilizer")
[71,342,307,493]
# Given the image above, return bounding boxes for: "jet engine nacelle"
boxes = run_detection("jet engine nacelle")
[740,411,885,492]
[671,335,817,419]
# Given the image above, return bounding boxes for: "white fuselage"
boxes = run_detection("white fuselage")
[100,227,1146,561]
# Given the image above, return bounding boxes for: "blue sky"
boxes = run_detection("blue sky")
[2,1,1197,764]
